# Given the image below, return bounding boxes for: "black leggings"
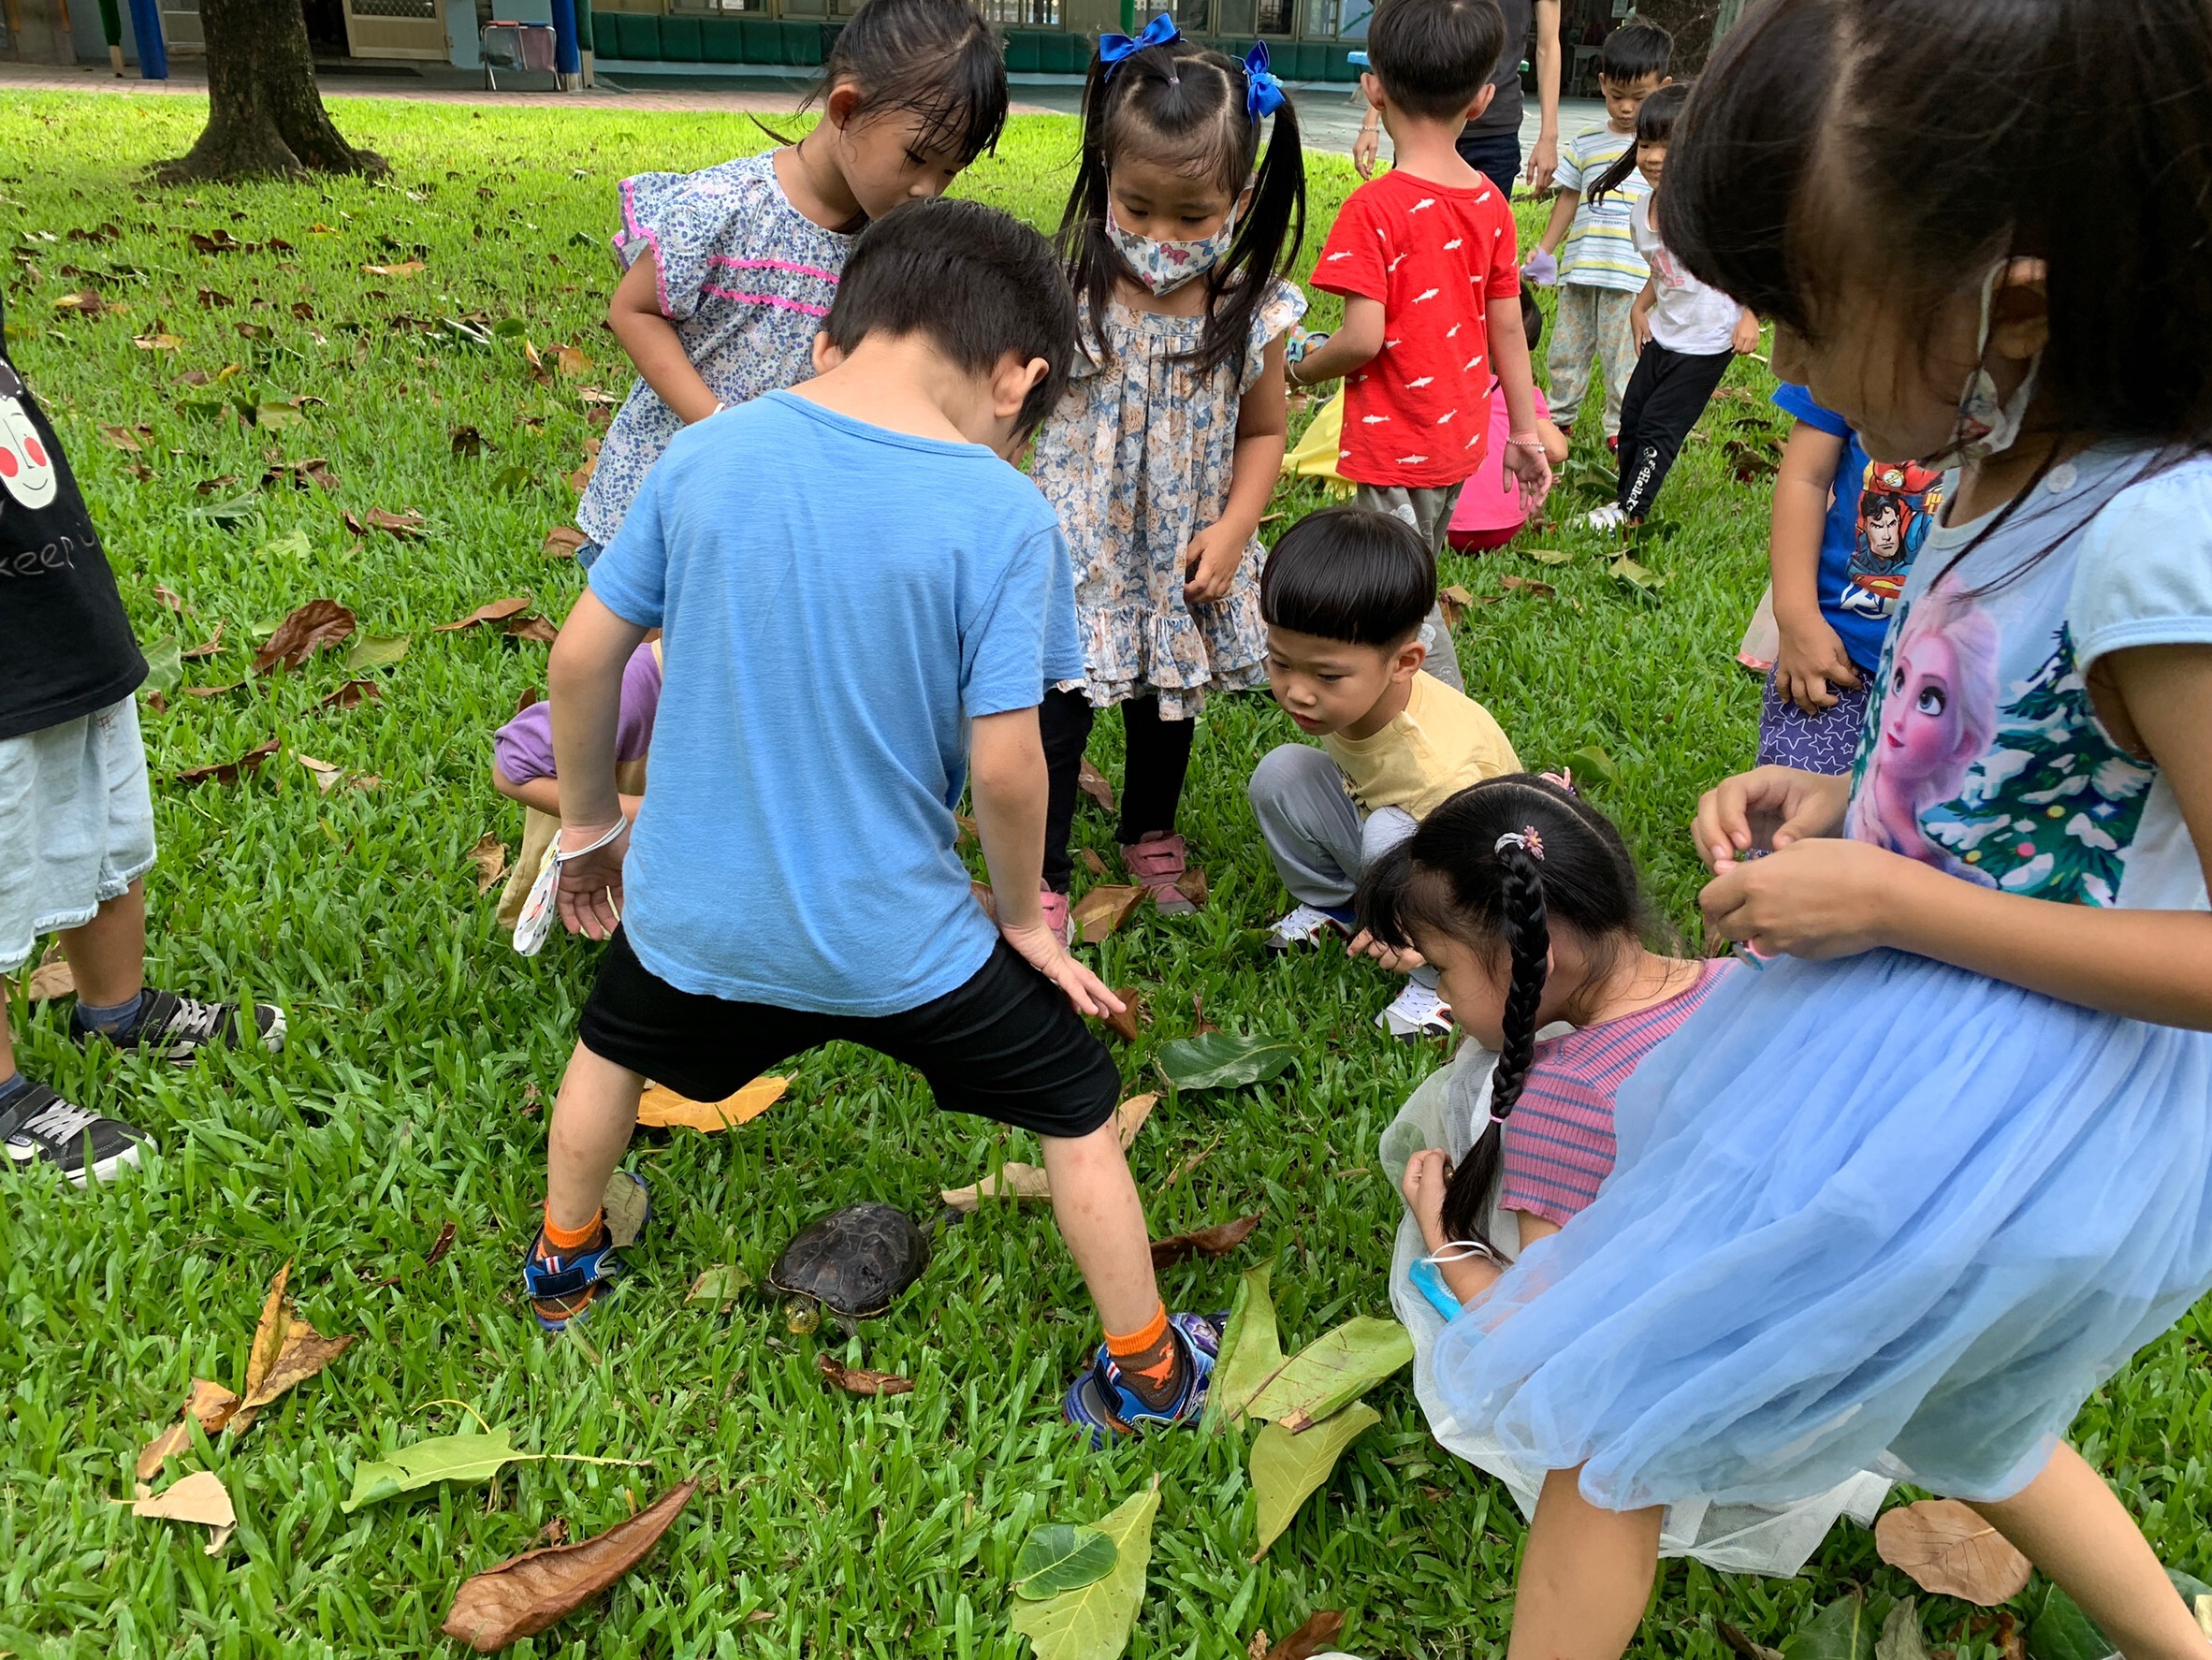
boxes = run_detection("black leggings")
[1040,690,1195,893]
[1616,340,1735,519]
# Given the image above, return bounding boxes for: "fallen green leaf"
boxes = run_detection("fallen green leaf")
[1202,1263,1285,1433]
[257,528,312,564]
[1250,1401,1379,1558]
[344,633,410,670]
[1524,546,1577,566]
[1246,1317,1412,1430]
[1012,1523,1118,1601]
[1155,1032,1298,1092]
[2025,1587,2106,1660]
[1009,1482,1157,1660]
[686,1265,753,1305]
[1872,1599,1928,1660]
[191,492,261,528]
[1609,555,1666,590]
[1781,1591,1893,1660]
[142,635,182,697]
[342,1427,531,1513]
[255,400,306,429]
[1566,745,1622,788]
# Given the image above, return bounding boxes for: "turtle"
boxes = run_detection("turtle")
[767,1202,934,1334]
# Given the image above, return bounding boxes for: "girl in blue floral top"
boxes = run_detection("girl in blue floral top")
[1424,1,2212,1653]
[1030,20,1307,939]
[575,0,1007,562]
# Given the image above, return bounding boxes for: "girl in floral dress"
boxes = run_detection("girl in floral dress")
[1029,19,1307,938]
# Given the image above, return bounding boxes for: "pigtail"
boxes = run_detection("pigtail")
[1589,80,1689,202]
[1437,837,1550,1248]
[1198,66,1306,380]
[1586,145,1640,203]
[1055,50,1128,369]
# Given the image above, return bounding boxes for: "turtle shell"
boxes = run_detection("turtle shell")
[767,1202,931,1318]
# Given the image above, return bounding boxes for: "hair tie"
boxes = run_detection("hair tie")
[1099,11,1179,75]
[1494,827,1545,861]
[1538,768,1577,796]
[1243,42,1286,119]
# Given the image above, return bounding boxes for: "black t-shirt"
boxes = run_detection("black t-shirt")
[0,296,145,742]
[1464,0,1534,137]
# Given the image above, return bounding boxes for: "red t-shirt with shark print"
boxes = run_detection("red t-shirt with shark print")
[1313,167,1521,490]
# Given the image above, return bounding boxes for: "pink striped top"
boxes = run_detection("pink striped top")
[1497,958,1735,1225]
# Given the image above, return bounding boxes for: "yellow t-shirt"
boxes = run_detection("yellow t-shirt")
[1321,671,1521,819]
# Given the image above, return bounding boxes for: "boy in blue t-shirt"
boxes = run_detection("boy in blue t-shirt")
[522,199,1216,1439]
[1757,381,1943,771]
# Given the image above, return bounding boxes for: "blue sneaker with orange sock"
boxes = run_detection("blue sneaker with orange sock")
[522,1172,648,1332]
[1063,1310,1221,1444]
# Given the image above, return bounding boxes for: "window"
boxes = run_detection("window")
[1257,0,1295,34]
[1307,0,1339,35]
[668,0,765,13]
[982,0,1062,22]
[1165,0,1211,32]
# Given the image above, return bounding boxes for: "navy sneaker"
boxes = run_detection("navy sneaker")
[1063,1312,1222,1445]
[80,987,286,1062]
[1,1078,147,1185]
[522,1172,648,1332]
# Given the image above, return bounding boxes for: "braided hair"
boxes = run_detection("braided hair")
[1357,774,1651,1250]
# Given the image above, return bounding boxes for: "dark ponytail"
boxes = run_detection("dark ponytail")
[1357,774,1652,1255]
[1055,32,1307,377]
[1587,80,1689,202]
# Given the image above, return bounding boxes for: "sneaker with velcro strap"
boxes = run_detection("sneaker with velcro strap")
[80,987,286,1063]
[1376,979,1455,1041]
[1,1078,148,1185]
[1265,902,1357,953]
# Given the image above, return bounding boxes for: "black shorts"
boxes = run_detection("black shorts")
[577,928,1121,1141]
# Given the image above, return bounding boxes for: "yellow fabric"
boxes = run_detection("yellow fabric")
[1282,389,1353,494]
[1322,671,1521,820]
[495,756,649,930]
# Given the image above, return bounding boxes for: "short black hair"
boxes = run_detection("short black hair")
[1597,19,1671,84]
[1519,279,1543,349]
[823,197,1076,436]
[811,0,1008,164]
[1260,505,1436,647]
[1366,0,1507,124]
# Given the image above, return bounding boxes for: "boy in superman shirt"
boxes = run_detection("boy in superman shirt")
[1290,0,1552,693]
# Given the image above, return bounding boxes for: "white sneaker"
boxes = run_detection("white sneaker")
[1265,902,1351,953]
[1375,980,1454,1041]
[1584,502,1630,531]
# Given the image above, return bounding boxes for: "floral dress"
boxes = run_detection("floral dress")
[1029,277,1306,721]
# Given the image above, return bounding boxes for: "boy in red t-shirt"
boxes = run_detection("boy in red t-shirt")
[1290,0,1552,690]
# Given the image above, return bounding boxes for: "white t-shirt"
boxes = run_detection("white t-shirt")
[1632,195,1740,356]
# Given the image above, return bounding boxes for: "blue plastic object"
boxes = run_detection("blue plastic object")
[1409,1256,1463,1321]
[126,0,167,78]
[1347,50,1369,66]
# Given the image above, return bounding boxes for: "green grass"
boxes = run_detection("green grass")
[3,92,2209,1660]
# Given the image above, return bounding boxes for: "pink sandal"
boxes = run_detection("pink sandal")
[1121,832,1196,915]
[1038,887,1072,948]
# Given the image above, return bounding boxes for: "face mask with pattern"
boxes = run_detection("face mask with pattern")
[1918,259,2044,470]
[1105,197,1242,297]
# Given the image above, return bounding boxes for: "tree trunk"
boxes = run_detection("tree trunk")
[155,0,386,182]
[1633,0,1723,75]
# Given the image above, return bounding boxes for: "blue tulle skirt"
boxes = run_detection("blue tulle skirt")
[1433,949,2212,1509]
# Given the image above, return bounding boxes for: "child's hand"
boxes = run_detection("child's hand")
[1692,765,1851,872]
[1503,437,1553,512]
[1700,837,1906,961]
[1352,123,1382,180]
[1348,927,1426,972]
[554,819,631,940]
[1183,521,1246,606]
[1731,310,1764,356]
[1522,247,1558,287]
[1774,616,1862,715]
[1402,1148,1453,1251]
[1630,302,1652,355]
[999,918,1126,1021]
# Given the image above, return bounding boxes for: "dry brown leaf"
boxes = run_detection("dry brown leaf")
[183,683,242,698]
[97,423,142,452]
[252,599,357,675]
[23,951,75,1002]
[133,332,182,352]
[542,525,589,560]
[635,1076,788,1132]
[450,424,488,458]
[1172,866,1209,909]
[1151,1212,1263,1269]
[1104,988,1146,1044]
[953,811,978,847]
[969,880,997,921]
[553,344,592,378]
[1264,1611,1346,1660]
[136,1378,242,1477]
[154,583,191,614]
[442,1480,697,1653]
[359,1219,458,1289]
[1071,884,1146,945]
[368,507,426,538]
[1249,1631,1272,1660]
[816,1353,915,1398]
[1874,1499,2032,1605]
[1437,584,1476,630]
[134,1420,194,1479]
[131,1469,235,1538]
[470,834,509,894]
[359,260,425,277]
[55,288,108,317]
[1079,849,1109,879]
[940,1162,1054,1212]
[1499,574,1557,598]
[236,1321,354,1420]
[181,619,225,660]
[1076,758,1116,813]
[315,679,382,713]
[296,753,343,793]
[438,596,531,632]
[173,738,278,788]
[505,614,560,645]
[1114,1092,1159,1148]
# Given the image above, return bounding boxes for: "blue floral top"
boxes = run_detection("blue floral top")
[577,153,852,546]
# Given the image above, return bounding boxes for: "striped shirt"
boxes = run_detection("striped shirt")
[1498,958,1735,1224]
[1552,125,1650,295]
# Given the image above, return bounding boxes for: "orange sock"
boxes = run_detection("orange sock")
[542,1204,604,1251]
[1105,1303,1183,1408]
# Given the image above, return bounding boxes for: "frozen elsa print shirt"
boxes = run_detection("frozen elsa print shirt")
[1843,446,2212,910]
[577,153,852,546]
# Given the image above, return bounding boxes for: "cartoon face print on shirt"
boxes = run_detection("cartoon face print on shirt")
[1845,582,2001,868]
[0,360,58,511]
[1839,459,1941,620]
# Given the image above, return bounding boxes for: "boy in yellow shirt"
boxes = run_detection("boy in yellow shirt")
[1249,506,1519,1038]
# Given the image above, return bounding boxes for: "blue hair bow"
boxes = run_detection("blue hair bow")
[1099,11,1179,75]
[1244,42,1287,119]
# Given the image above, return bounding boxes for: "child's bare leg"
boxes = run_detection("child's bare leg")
[544,1041,644,1230]
[1972,1443,2206,1660]
[1509,1466,1663,1660]
[56,879,147,1009]
[1040,1120,1159,1334]
[0,997,15,1085]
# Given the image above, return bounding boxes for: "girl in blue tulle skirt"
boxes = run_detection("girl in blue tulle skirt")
[1403,1,2212,1653]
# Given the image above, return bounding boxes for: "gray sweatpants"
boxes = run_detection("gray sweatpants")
[1247,744,1437,987]
[1354,481,1466,692]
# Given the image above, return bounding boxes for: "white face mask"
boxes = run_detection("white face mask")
[1105,199,1241,297]
[1919,259,2043,471]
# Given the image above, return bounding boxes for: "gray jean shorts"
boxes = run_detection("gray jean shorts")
[0,694,157,973]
